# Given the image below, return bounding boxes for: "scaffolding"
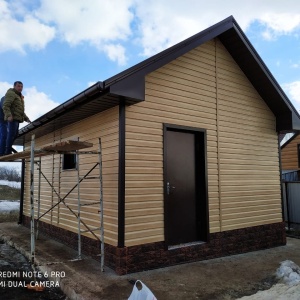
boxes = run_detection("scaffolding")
[0,135,105,271]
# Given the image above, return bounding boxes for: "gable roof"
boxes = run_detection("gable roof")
[16,15,300,145]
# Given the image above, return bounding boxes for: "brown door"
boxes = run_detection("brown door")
[164,126,208,246]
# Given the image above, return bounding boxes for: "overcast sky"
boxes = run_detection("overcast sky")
[1,0,300,169]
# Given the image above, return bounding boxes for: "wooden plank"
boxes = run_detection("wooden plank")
[0,150,32,161]
[42,140,93,151]
[0,140,93,161]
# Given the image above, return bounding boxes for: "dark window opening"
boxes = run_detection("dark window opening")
[63,153,77,170]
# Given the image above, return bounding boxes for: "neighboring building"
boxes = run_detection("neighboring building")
[281,132,300,181]
[281,132,300,171]
[281,133,300,229]
[280,132,295,147]
[8,16,300,274]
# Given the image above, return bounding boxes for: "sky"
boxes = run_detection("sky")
[1,0,300,170]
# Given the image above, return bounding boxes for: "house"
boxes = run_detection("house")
[4,16,300,275]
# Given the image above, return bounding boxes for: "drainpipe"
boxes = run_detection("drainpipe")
[285,181,291,231]
[118,97,125,248]
[18,159,25,224]
[278,133,285,222]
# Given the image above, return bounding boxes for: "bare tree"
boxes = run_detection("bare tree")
[0,167,21,182]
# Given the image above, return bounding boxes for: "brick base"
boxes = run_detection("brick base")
[22,216,286,275]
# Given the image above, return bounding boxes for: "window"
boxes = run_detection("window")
[63,153,77,170]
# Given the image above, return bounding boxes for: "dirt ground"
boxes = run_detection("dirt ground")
[71,235,300,300]
[110,236,300,300]
[119,245,294,300]
[0,241,66,300]
[1,221,300,300]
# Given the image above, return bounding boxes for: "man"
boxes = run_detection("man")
[2,81,31,155]
[0,96,7,156]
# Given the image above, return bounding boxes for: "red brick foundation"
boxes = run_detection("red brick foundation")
[23,216,286,275]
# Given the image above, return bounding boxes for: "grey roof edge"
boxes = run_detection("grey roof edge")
[19,81,104,136]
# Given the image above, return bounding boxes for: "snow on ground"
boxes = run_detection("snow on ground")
[276,260,300,285]
[0,200,20,211]
[238,260,300,299]
[0,180,21,211]
[0,180,21,188]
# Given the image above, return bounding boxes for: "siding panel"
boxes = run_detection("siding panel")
[216,40,281,231]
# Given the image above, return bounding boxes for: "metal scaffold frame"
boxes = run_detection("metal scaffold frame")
[0,135,105,271]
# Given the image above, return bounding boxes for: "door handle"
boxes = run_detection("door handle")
[167,182,175,195]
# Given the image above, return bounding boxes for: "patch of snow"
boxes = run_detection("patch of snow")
[0,200,20,211]
[0,180,21,188]
[276,260,300,286]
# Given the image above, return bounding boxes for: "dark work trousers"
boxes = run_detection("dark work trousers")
[5,120,19,155]
[0,121,7,155]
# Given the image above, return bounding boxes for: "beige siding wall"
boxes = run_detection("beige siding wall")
[216,41,281,231]
[125,38,281,246]
[281,135,300,170]
[23,106,119,246]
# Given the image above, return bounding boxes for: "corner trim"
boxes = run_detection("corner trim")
[18,159,25,224]
[118,98,126,247]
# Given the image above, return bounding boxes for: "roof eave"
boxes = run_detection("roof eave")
[15,81,105,144]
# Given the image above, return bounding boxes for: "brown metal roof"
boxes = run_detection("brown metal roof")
[15,15,300,146]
